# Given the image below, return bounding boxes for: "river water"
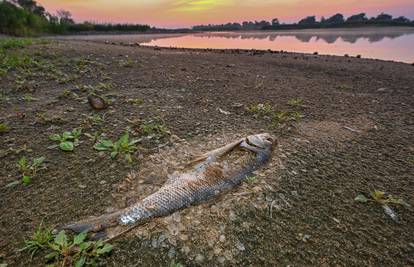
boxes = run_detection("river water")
[68,27,414,63]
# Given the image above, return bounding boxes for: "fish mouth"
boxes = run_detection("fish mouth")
[246,133,275,150]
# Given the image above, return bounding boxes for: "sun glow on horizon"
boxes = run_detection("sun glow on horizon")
[37,0,414,28]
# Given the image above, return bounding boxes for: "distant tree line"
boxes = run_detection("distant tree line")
[0,0,150,36]
[193,13,414,31]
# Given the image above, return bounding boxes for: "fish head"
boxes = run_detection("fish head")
[247,133,275,150]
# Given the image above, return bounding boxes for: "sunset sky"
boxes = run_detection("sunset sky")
[37,0,414,28]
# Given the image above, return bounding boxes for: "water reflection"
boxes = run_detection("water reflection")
[65,27,414,63]
[195,28,414,44]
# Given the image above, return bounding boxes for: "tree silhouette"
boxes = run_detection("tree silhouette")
[346,13,368,23]
[374,13,393,22]
[298,16,317,25]
[325,13,345,24]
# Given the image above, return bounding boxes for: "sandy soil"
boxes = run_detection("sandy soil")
[0,40,414,266]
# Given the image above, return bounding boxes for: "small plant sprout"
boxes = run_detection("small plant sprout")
[139,117,171,142]
[126,98,144,105]
[408,155,414,165]
[48,128,82,152]
[170,262,185,267]
[248,103,273,117]
[20,222,53,258]
[291,111,303,122]
[355,190,411,223]
[272,111,289,125]
[7,156,46,187]
[245,176,257,184]
[288,98,304,107]
[94,130,140,162]
[338,84,352,91]
[22,95,39,102]
[119,57,134,68]
[0,123,10,133]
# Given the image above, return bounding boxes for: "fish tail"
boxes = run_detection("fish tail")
[59,210,122,233]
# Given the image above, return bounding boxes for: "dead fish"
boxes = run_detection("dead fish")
[59,133,276,237]
[87,95,107,110]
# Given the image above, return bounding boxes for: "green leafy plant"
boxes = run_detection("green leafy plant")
[48,128,82,152]
[20,222,53,258]
[47,231,113,266]
[21,227,113,266]
[355,190,411,222]
[7,156,45,187]
[94,130,140,162]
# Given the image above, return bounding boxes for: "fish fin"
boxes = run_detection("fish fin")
[187,139,243,166]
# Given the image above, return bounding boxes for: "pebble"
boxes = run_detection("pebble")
[195,254,205,263]
[214,247,222,255]
[219,235,226,243]
[224,250,233,261]
[217,256,226,264]
[235,240,246,251]
[181,246,190,255]
[168,247,176,259]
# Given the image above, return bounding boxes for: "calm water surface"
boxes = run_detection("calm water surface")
[141,28,414,63]
[68,27,414,63]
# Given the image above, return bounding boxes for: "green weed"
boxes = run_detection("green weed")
[20,222,53,258]
[0,123,10,133]
[22,95,38,102]
[21,227,113,266]
[245,176,257,184]
[126,98,144,105]
[48,128,82,152]
[86,113,105,126]
[46,231,113,267]
[0,38,33,50]
[355,190,411,207]
[408,155,414,165]
[35,113,68,125]
[288,98,304,107]
[118,57,134,68]
[355,190,411,222]
[248,103,273,117]
[0,92,10,102]
[6,156,45,187]
[94,130,140,162]
[338,84,352,91]
[139,117,171,143]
